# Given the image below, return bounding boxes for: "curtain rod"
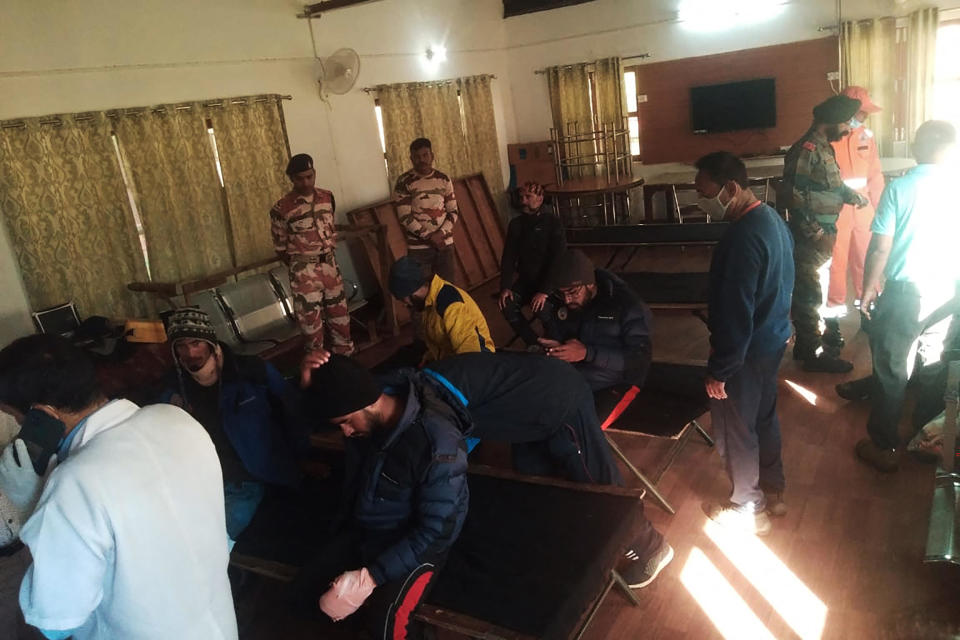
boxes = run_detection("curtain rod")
[361,74,496,93]
[533,54,649,74]
[1,95,293,130]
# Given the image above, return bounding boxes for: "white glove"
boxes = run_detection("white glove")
[318,567,377,621]
[0,440,56,521]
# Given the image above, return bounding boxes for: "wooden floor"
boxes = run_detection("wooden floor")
[242,263,960,640]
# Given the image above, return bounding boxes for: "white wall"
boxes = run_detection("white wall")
[0,0,516,340]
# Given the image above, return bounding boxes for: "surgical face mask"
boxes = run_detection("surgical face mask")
[849,117,863,130]
[697,186,732,220]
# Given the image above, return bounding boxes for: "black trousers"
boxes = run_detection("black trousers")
[293,530,440,639]
[866,283,954,451]
[500,280,555,347]
[709,347,786,508]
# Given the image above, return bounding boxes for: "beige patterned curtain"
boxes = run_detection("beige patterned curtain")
[546,64,596,177]
[842,18,898,156]
[377,82,471,189]
[208,97,290,266]
[594,57,626,127]
[113,106,232,283]
[0,114,149,318]
[459,75,505,210]
[906,7,939,148]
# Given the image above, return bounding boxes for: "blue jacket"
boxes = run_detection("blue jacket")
[345,376,470,586]
[159,344,307,487]
[708,202,794,381]
[545,268,653,391]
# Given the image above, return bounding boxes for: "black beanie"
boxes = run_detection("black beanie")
[549,249,597,290]
[305,354,381,420]
[389,256,429,299]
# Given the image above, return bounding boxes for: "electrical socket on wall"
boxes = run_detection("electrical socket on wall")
[827,71,840,81]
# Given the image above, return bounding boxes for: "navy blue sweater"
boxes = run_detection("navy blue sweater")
[707,202,794,381]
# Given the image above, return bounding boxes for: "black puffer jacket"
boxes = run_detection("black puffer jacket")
[545,268,653,391]
[344,376,470,586]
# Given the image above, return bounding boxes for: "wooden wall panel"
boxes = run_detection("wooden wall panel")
[636,37,839,163]
[345,174,506,327]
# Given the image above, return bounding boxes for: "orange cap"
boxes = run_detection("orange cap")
[841,86,881,113]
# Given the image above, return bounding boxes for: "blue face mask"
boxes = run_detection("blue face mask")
[849,117,863,130]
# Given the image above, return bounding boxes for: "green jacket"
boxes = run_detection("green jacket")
[780,127,862,239]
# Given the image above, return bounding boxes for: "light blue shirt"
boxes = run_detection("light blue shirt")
[871,164,960,291]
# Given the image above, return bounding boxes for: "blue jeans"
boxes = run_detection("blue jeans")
[224,481,265,541]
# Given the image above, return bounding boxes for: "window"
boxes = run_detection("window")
[374,99,389,177]
[110,133,152,280]
[623,69,641,158]
[933,21,960,134]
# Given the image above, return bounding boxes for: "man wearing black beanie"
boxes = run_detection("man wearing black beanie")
[295,355,469,638]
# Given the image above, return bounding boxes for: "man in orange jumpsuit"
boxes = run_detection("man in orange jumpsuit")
[825,86,885,335]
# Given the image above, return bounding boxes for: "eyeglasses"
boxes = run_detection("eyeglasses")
[559,285,585,299]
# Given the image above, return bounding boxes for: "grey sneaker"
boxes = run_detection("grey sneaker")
[623,542,674,589]
[703,501,772,536]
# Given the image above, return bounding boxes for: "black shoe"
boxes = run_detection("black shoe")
[822,329,845,350]
[622,542,674,589]
[836,377,872,401]
[802,353,853,373]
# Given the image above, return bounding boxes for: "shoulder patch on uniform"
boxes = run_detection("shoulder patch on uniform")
[802,141,816,151]
[436,285,464,316]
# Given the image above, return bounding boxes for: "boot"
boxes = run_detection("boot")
[801,352,853,373]
[822,319,845,350]
[836,376,873,401]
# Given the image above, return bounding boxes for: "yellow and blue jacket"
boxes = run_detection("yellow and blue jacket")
[422,275,495,362]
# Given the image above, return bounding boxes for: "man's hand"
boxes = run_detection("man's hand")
[705,375,727,400]
[0,441,57,519]
[497,289,515,311]
[427,230,446,249]
[300,349,332,388]
[530,292,549,313]
[318,567,377,621]
[860,288,879,320]
[544,339,587,363]
[854,192,869,209]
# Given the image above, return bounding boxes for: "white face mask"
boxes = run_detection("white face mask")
[697,185,732,220]
[849,117,863,129]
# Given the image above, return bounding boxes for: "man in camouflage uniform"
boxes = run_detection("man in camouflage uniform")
[394,137,459,282]
[270,153,354,356]
[781,95,870,373]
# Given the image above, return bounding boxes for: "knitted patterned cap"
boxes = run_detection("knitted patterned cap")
[166,307,218,346]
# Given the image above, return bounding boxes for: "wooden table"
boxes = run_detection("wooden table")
[545,175,645,226]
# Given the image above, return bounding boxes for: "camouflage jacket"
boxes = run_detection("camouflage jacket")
[780,128,861,239]
[270,187,337,257]
[393,169,458,249]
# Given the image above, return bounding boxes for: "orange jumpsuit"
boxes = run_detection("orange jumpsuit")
[827,126,885,307]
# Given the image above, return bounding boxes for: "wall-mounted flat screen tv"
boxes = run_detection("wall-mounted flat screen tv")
[690,78,776,134]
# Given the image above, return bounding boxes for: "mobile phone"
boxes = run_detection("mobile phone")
[13,409,64,475]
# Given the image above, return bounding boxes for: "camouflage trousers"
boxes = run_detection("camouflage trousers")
[791,231,835,354]
[289,255,354,355]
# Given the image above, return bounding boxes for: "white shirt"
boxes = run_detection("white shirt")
[18,400,237,640]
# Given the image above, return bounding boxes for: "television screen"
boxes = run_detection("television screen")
[690,78,776,134]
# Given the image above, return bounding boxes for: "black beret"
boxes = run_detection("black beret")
[304,354,381,421]
[285,153,314,176]
[812,95,861,125]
